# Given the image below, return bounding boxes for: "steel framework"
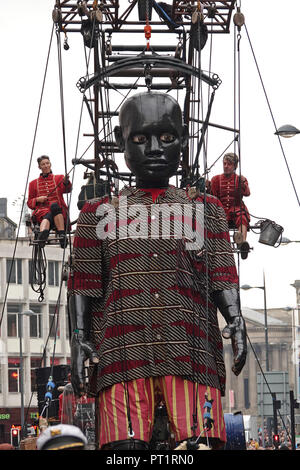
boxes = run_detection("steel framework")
[52,1,237,197]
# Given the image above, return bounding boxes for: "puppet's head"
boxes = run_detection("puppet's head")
[114,92,188,188]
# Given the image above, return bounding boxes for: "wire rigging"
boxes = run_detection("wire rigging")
[30,244,47,303]
[246,332,291,442]
[0,24,55,330]
[16,2,297,448]
[244,22,300,208]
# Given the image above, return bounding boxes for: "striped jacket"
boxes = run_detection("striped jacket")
[68,186,238,396]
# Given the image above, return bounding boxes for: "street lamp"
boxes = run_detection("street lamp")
[274,125,300,138]
[18,309,35,440]
[241,273,269,371]
[281,237,300,245]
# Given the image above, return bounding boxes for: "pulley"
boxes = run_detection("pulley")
[233,8,245,30]
[63,33,70,51]
[52,7,62,24]
[144,64,153,90]
[91,8,103,23]
[192,9,203,23]
[77,0,90,18]
[207,2,217,18]
[105,37,112,55]
[175,39,183,59]
[192,1,203,23]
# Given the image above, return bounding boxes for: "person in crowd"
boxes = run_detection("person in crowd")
[36,423,87,450]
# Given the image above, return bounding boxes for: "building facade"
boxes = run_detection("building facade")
[0,235,70,443]
[220,305,300,437]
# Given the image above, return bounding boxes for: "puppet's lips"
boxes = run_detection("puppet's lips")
[144,158,168,166]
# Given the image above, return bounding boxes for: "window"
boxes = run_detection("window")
[48,261,60,287]
[8,358,20,393]
[31,357,42,392]
[7,304,19,337]
[6,258,22,284]
[29,304,43,338]
[49,305,60,339]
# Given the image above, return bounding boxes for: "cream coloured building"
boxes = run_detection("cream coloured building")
[0,231,70,442]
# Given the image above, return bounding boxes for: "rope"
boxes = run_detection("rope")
[246,332,292,443]
[0,24,55,329]
[30,244,47,302]
[54,11,139,438]
[244,23,300,208]
[24,15,98,422]
[188,8,215,441]
[89,16,135,437]
[234,21,245,267]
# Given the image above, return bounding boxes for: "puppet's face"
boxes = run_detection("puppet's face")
[115,93,187,187]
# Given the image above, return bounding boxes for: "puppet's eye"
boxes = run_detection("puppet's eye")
[160,133,175,143]
[132,134,147,144]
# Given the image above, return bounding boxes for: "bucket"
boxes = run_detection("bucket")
[224,413,247,450]
[258,219,283,246]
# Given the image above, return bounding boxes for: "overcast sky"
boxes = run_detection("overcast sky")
[1,0,300,311]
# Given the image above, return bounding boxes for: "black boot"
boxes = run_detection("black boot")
[239,241,250,260]
[37,229,49,248]
[57,230,68,248]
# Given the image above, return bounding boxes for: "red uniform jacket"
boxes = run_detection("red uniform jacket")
[27,173,72,224]
[210,173,250,227]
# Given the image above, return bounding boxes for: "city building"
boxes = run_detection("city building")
[220,304,300,439]
[0,199,70,443]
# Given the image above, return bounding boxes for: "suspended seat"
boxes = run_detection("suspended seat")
[25,213,75,249]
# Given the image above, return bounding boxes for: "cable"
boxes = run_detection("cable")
[35,14,101,422]
[246,332,291,442]
[244,23,300,208]
[30,244,47,303]
[0,24,55,330]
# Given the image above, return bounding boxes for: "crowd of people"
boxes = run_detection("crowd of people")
[246,427,300,450]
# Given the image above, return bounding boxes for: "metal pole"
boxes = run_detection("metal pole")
[263,272,269,371]
[290,390,296,450]
[295,306,300,403]
[272,392,279,448]
[260,375,265,448]
[19,312,25,441]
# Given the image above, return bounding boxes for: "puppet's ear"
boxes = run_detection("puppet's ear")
[181,124,189,150]
[114,126,125,152]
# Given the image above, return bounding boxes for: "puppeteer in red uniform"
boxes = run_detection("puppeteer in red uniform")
[27,155,72,248]
[210,153,250,259]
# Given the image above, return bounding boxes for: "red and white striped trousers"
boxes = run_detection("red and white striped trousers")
[97,375,226,448]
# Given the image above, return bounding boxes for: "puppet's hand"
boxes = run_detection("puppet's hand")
[211,289,247,376]
[71,332,99,396]
[222,316,247,376]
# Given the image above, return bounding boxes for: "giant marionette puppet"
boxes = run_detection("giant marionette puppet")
[67,92,247,450]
